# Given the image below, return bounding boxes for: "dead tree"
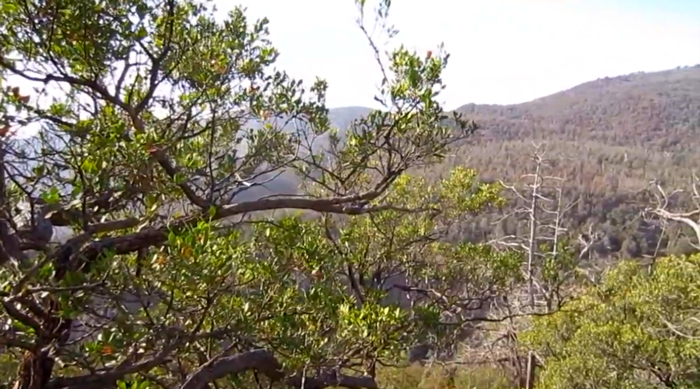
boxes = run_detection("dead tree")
[641,175,700,341]
[493,144,580,313]
[646,175,700,251]
[484,144,582,387]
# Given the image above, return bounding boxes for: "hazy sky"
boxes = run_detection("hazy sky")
[218,0,700,110]
[4,0,699,115]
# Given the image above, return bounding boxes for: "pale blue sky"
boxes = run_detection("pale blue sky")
[220,0,700,109]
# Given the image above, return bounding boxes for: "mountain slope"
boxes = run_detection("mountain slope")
[238,65,700,223]
[433,65,700,259]
[455,65,700,149]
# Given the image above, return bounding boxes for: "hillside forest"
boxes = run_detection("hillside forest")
[0,0,699,388]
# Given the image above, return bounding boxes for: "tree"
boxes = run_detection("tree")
[495,145,581,313]
[646,177,700,254]
[522,254,700,388]
[484,145,581,388]
[0,0,518,388]
[523,179,700,388]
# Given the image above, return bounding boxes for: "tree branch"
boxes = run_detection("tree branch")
[651,208,700,247]
[0,333,36,351]
[47,346,175,389]
[179,349,377,389]
[77,193,411,264]
[647,181,700,247]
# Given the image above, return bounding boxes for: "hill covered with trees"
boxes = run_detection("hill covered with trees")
[329,65,700,260]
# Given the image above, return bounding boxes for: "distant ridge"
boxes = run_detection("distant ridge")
[329,65,700,148]
[232,65,700,200]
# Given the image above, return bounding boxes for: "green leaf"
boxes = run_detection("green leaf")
[41,187,61,204]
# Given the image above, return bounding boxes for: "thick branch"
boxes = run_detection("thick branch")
[47,347,174,389]
[286,372,378,389]
[179,349,377,389]
[0,333,36,351]
[179,349,283,389]
[77,193,400,263]
[652,209,700,246]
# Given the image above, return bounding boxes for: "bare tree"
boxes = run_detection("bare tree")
[646,175,700,249]
[469,144,583,388]
[641,175,700,342]
[493,144,580,313]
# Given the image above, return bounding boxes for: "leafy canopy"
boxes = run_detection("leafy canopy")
[523,255,700,389]
[0,0,521,388]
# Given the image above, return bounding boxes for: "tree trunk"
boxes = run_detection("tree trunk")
[525,351,536,389]
[13,298,71,389]
[14,350,55,389]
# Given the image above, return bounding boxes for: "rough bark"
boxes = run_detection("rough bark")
[179,349,378,389]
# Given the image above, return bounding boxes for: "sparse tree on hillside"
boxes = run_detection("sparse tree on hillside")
[0,0,521,388]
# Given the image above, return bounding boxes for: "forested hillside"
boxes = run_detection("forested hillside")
[459,65,700,147]
[325,66,700,260]
[441,65,700,259]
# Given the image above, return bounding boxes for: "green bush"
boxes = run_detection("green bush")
[523,254,700,388]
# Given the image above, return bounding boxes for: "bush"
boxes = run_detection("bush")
[523,254,700,388]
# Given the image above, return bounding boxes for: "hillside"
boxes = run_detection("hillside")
[232,65,700,259]
[323,65,700,189]
[456,64,700,149]
[437,65,700,259]
[325,65,700,259]
[323,65,700,150]
[444,64,700,181]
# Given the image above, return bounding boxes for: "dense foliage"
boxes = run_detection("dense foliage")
[524,254,700,388]
[1,0,699,387]
[0,0,530,388]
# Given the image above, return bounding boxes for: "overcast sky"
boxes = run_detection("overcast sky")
[219,0,700,110]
